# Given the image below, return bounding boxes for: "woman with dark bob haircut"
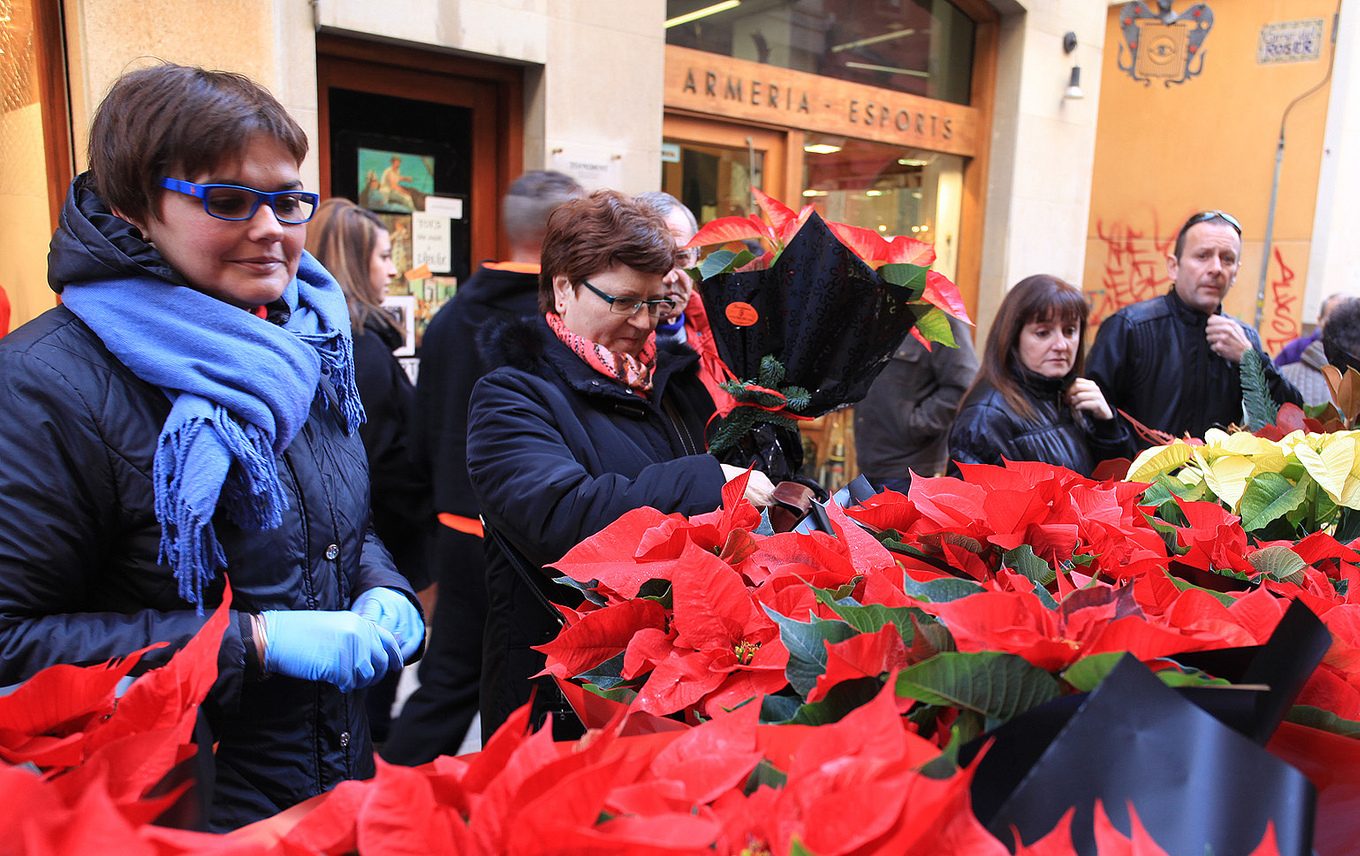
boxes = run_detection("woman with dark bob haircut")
[466,189,774,737]
[948,274,1133,476]
[0,64,423,828]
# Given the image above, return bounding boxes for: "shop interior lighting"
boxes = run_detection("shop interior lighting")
[845,61,929,79]
[865,189,884,197]
[897,158,929,167]
[803,143,843,155]
[665,0,741,29]
[830,28,917,53]
[802,189,829,197]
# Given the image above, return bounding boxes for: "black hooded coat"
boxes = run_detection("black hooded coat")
[0,175,417,829]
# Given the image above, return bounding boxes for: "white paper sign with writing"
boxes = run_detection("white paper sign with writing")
[411,212,452,274]
[550,145,622,191]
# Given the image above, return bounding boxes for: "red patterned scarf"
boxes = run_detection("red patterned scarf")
[546,312,657,395]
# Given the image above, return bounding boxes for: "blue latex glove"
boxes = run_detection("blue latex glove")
[260,610,403,692]
[352,586,424,660]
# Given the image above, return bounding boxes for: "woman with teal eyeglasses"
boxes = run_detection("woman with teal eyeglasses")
[0,63,422,828]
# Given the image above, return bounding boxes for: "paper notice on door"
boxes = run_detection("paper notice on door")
[423,196,465,219]
[411,212,452,274]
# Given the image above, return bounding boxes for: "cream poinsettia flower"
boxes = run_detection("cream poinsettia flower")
[1126,429,1360,515]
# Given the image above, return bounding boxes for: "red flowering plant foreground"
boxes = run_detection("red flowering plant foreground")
[5,463,1359,854]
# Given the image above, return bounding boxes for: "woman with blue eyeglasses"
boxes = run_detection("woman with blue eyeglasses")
[0,63,422,828]
[466,190,775,738]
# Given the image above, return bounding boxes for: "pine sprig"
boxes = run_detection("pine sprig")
[707,356,809,454]
[1241,347,1278,430]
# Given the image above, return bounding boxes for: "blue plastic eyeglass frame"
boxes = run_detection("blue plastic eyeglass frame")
[159,178,320,224]
[580,279,677,318]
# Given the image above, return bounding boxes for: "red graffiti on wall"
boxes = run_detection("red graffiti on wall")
[1088,218,1173,328]
[1263,247,1300,355]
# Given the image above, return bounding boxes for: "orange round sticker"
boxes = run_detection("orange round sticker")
[726,302,760,327]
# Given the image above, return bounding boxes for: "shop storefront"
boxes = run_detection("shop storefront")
[660,0,997,480]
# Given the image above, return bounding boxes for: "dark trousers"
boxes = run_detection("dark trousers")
[380,526,486,765]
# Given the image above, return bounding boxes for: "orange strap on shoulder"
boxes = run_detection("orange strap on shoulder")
[438,513,485,538]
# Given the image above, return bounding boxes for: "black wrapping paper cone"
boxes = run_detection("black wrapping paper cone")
[1172,598,1332,744]
[697,212,921,417]
[963,656,1316,855]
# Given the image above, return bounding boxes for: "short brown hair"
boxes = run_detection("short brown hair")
[538,190,679,313]
[969,274,1090,421]
[88,63,308,226]
[305,198,399,338]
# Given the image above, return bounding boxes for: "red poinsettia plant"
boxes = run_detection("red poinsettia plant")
[9,464,1360,854]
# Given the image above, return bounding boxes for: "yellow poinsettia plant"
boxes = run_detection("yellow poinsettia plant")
[1127,428,1360,540]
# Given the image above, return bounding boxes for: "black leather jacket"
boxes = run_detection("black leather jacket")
[1086,291,1300,444]
[947,370,1134,477]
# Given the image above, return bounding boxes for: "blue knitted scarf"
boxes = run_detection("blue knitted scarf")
[62,252,365,611]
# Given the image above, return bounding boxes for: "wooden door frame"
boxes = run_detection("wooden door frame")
[662,112,794,207]
[315,34,523,263]
[34,0,73,235]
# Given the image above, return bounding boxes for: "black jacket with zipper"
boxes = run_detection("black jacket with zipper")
[466,316,725,736]
[1085,290,1300,444]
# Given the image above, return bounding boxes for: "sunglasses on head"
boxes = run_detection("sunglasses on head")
[1182,210,1242,236]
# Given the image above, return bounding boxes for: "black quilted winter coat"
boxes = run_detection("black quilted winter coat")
[0,176,417,829]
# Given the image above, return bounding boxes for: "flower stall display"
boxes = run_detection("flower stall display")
[6,460,1360,853]
[682,189,970,480]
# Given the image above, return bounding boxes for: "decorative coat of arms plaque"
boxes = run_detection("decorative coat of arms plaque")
[1117,1,1215,86]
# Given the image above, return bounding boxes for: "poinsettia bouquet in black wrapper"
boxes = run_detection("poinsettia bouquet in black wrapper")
[685,189,971,482]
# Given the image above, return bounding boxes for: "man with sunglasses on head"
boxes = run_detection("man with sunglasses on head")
[1086,210,1300,446]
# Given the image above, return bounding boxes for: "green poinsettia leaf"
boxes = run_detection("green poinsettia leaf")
[902,573,985,603]
[698,248,755,280]
[789,838,817,856]
[912,307,956,348]
[785,678,884,726]
[1286,704,1360,738]
[762,605,859,698]
[759,693,803,723]
[1002,545,1057,587]
[1062,653,1231,692]
[878,262,928,297]
[551,575,607,607]
[894,651,1062,722]
[1167,574,1237,607]
[1239,472,1309,532]
[744,758,788,794]
[1144,512,1191,555]
[574,652,628,689]
[1031,580,1060,610]
[1247,545,1307,584]
[813,587,923,638]
[583,682,636,705]
[919,710,985,779]
[1336,507,1360,544]
[939,531,987,553]
[1142,474,1205,516]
